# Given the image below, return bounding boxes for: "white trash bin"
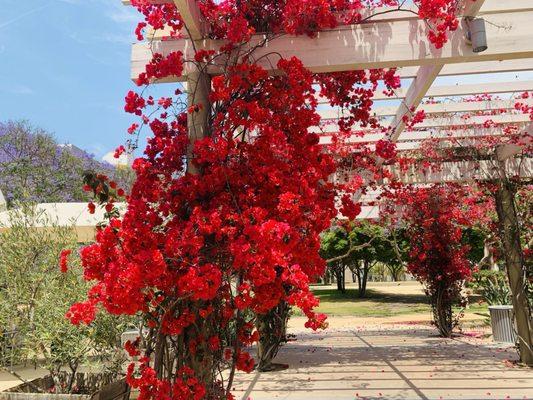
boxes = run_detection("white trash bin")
[488,305,517,343]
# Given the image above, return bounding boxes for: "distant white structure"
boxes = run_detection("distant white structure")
[0,189,6,212]
[102,150,133,167]
[0,202,125,243]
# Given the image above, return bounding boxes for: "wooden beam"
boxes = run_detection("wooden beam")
[314,113,531,134]
[316,80,533,104]
[319,98,533,118]
[142,0,533,40]
[173,0,205,40]
[318,124,528,145]
[389,65,443,141]
[462,0,487,17]
[131,10,533,82]
[124,0,533,13]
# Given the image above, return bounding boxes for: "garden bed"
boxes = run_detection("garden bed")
[0,373,128,400]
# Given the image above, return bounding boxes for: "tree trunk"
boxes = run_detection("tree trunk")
[431,283,454,338]
[335,263,346,293]
[355,261,363,294]
[186,71,211,175]
[356,260,370,298]
[324,268,331,285]
[494,180,533,366]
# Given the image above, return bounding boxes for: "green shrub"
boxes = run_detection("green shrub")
[0,204,129,393]
[470,270,511,306]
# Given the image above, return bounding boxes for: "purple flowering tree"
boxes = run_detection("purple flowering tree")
[0,120,132,206]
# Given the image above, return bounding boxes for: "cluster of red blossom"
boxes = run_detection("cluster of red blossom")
[400,185,474,287]
[66,0,464,398]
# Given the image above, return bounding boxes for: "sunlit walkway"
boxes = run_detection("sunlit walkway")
[234,324,532,400]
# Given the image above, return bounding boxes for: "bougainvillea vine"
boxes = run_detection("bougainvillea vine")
[67,0,466,398]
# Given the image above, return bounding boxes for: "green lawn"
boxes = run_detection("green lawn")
[292,285,489,319]
[293,287,431,317]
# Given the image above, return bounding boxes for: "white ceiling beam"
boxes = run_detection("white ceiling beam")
[131,9,533,82]
[314,113,531,134]
[319,98,533,118]
[317,80,533,104]
[388,64,444,141]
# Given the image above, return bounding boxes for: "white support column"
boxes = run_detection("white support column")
[172,0,211,174]
[173,0,205,40]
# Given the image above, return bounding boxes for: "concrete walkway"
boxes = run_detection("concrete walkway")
[2,323,531,399]
[233,325,533,400]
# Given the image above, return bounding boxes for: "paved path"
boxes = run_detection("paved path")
[233,325,533,400]
[2,323,531,399]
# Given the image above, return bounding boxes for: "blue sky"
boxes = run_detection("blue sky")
[0,0,142,160]
[2,1,532,161]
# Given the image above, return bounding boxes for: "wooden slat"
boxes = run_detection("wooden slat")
[386,157,532,184]
[131,10,533,82]
[314,113,531,134]
[319,98,533,118]
[173,0,205,40]
[396,59,533,78]
[389,0,485,143]
[316,80,533,104]
[388,64,444,141]
[318,123,529,145]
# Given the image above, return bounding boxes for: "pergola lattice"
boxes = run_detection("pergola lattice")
[122,0,532,365]
[123,0,532,187]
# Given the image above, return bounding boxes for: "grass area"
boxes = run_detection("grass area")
[294,287,431,317]
[292,284,489,319]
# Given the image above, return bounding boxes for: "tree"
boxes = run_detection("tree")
[0,204,128,394]
[320,227,350,293]
[382,228,409,281]
[391,94,533,362]
[397,185,476,337]
[0,120,132,206]
[70,1,465,398]
[320,221,407,294]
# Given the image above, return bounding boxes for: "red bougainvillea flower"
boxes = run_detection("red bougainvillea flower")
[59,249,71,273]
[71,0,464,398]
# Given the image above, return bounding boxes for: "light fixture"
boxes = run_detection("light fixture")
[465,17,488,53]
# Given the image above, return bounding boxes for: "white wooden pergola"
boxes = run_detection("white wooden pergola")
[121,0,533,365]
[123,0,532,184]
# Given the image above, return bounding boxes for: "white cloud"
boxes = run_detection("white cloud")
[0,83,34,95]
[103,150,130,167]
[0,2,51,30]
[105,2,138,24]
[96,32,132,44]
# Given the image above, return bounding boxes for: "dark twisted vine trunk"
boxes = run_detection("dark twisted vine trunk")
[431,283,456,338]
[256,302,290,372]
